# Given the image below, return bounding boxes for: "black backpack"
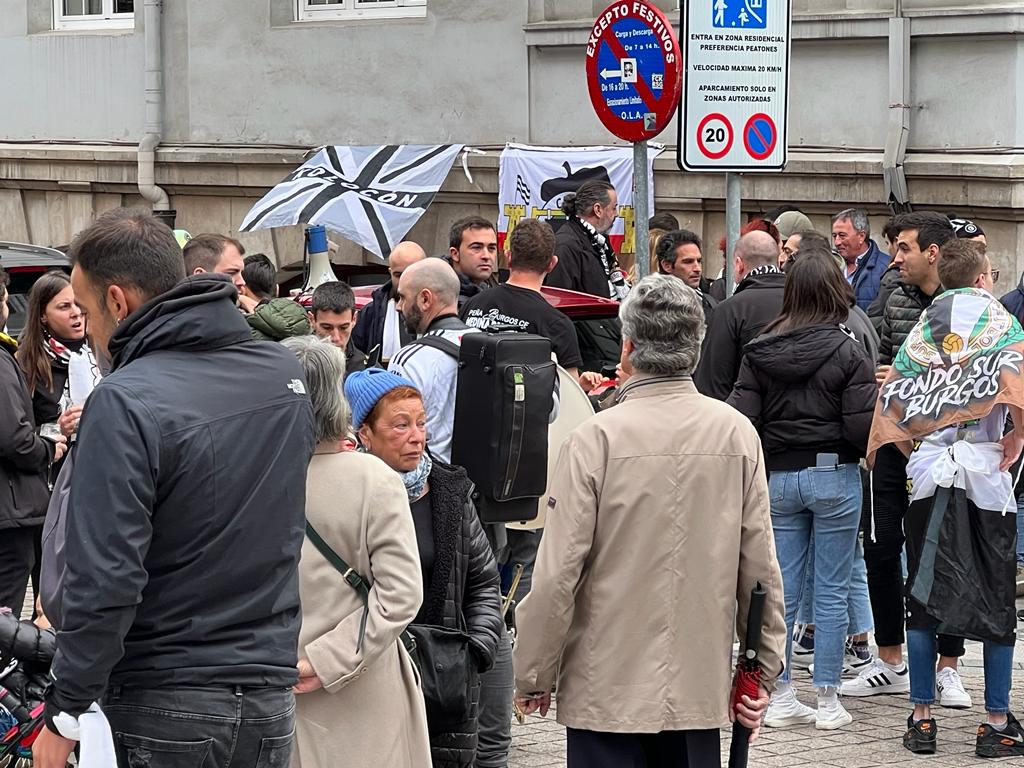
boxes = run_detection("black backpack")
[416,330,556,523]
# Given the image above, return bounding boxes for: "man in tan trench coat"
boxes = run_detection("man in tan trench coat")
[513,274,787,768]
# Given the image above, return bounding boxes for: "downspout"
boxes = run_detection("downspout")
[138,0,170,212]
[883,0,911,213]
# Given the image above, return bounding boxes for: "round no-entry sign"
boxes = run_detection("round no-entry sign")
[586,1,683,142]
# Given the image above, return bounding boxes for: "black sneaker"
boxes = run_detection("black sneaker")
[976,712,1024,758]
[904,714,937,754]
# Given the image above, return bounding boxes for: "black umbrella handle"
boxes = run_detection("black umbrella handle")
[729,583,767,768]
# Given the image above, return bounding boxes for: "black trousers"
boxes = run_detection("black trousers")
[863,445,964,657]
[103,685,294,768]
[566,727,720,768]
[0,525,41,619]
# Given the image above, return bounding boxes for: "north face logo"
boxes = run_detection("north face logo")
[287,379,307,395]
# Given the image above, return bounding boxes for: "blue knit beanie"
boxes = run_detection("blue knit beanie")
[344,368,419,430]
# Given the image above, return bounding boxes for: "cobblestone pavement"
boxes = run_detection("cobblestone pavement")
[510,637,1024,767]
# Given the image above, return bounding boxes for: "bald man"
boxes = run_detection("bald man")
[352,240,427,366]
[387,257,476,464]
[695,230,787,400]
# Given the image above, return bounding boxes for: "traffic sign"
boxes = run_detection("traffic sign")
[678,0,792,171]
[696,113,733,159]
[743,113,777,160]
[586,1,683,143]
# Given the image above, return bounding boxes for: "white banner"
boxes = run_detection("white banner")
[240,144,464,259]
[497,143,660,258]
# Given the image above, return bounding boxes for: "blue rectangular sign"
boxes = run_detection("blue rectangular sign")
[712,0,767,30]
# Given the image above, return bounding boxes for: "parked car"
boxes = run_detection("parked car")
[352,283,622,374]
[0,242,71,338]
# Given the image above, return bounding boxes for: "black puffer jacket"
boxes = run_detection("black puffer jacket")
[416,460,502,768]
[695,270,786,400]
[878,282,942,365]
[866,263,899,333]
[727,324,876,471]
[0,335,54,530]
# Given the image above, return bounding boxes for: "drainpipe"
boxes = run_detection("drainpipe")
[883,0,911,213]
[138,0,170,213]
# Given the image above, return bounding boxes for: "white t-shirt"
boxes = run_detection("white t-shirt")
[381,299,403,364]
[388,325,479,463]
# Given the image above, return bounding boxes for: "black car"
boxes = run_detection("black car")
[0,242,71,339]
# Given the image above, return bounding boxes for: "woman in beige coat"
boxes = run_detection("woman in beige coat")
[282,336,431,768]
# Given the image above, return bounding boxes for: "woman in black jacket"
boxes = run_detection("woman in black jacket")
[728,254,876,732]
[0,266,65,618]
[16,270,97,442]
[345,368,503,768]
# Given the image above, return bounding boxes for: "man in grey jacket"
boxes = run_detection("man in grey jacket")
[34,209,315,768]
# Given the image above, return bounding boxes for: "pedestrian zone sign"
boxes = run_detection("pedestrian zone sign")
[678,0,791,171]
[713,0,767,30]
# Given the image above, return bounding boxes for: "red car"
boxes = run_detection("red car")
[352,284,622,374]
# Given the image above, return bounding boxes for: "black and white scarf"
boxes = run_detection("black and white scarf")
[578,218,630,301]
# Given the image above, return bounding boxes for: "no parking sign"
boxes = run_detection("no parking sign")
[677,0,792,172]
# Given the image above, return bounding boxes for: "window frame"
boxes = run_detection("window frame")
[53,0,134,30]
[295,0,426,22]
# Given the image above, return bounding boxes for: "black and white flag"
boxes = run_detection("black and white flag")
[241,144,464,259]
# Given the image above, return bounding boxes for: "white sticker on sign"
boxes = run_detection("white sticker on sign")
[678,0,792,172]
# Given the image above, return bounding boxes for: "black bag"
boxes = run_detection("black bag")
[404,624,480,727]
[418,331,557,524]
[908,486,1017,645]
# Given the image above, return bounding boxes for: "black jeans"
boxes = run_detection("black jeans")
[0,525,41,619]
[864,445,964,657]
[103,685,294,768]
[566,728,720,768]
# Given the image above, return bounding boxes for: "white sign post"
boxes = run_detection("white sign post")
[676,0,792,295]
[678,0,792,172]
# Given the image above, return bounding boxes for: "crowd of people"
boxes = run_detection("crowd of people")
[1,185,1023,768]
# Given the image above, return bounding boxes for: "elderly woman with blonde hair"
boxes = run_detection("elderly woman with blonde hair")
[280,335,430,768]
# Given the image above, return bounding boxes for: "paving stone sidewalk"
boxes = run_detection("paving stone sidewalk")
[510,638,1024,767]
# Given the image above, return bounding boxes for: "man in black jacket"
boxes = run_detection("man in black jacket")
[446,215,499,309]
[695,231,785,400]
[351,240,425,366]
[0,266,65,618]
[655,229,718,329]
[842,211,963,701]
[545,180,629,300]
[34,209,315,768]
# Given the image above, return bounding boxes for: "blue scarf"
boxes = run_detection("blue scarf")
[401,452,432,502]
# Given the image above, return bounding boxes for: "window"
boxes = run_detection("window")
[296,0,426,22]
[54,0,134,30]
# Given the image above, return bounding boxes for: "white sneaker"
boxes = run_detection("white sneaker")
[764,686,816,728]
[816,690,853,730]
[936,666,972,709]
[840,657,910,697]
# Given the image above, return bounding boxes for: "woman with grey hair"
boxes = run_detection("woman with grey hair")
[514,275,785,767]
[280,335,430,768]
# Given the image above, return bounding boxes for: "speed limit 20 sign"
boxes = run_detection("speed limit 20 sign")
[678,0,792,172]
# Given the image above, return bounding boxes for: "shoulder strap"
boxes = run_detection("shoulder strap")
[413,333,461,361]
[305,522,370,652]
[305,521,418,661]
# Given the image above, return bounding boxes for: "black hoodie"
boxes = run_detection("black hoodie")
[726,324,876,471]
[46,275,315,720]
[695,269,787,400]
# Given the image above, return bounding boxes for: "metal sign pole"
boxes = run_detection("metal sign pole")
[634,140,650,280]
[725,172,741,298]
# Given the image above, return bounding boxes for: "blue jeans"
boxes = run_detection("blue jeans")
[770,463,862,687]
[797,537,874,636]
[907,629,1013,713]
